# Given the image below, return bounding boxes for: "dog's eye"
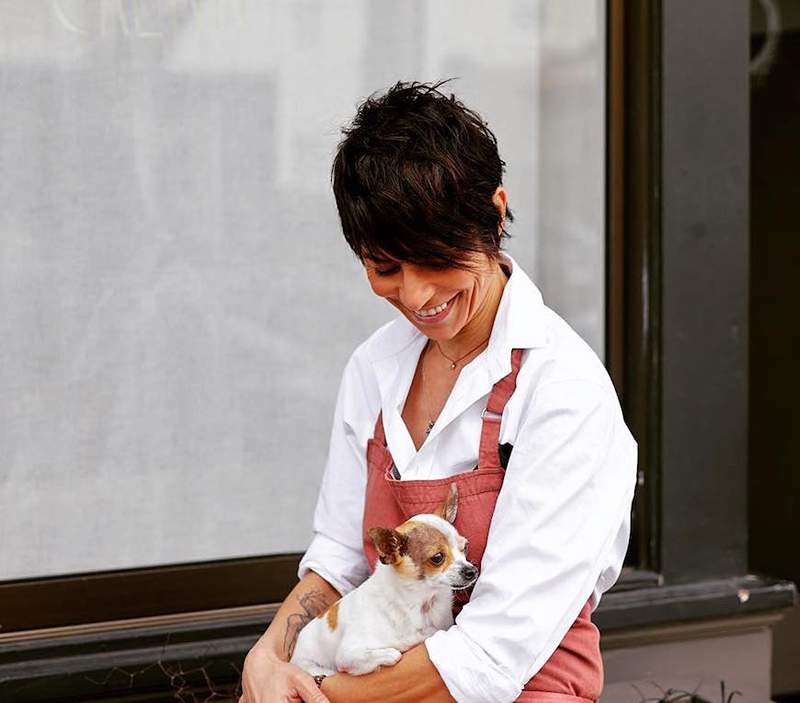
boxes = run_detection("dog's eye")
[462,540,469,555]
[430,552,445,565]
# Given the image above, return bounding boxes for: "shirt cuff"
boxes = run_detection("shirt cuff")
[425,626,522,703]
[297,531,369,598]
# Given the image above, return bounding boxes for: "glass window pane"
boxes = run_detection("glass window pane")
[1,0,605,580]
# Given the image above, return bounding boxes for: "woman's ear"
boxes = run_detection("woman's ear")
[492,185,508,220]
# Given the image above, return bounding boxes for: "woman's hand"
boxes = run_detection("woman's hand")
[237,570,341,702]
[238,644,331,703]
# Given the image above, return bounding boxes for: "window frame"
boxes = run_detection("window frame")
[4,2,652,640]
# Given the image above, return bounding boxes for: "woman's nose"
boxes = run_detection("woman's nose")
[397,267,435,312]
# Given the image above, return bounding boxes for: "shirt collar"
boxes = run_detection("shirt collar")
[483,251,548,375]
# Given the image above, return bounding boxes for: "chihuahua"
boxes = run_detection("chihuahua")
[290,483,477,677]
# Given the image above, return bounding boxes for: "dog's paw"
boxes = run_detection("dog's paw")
[336,647,403,676]
[371,647,402,668]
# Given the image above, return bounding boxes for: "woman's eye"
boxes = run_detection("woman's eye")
[375,266,400,277]
[430,552,445,565]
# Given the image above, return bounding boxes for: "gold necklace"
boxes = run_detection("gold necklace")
[434,334,491,370]
[419,334,490,436]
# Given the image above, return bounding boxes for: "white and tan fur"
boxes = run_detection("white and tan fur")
[290,483,477,676]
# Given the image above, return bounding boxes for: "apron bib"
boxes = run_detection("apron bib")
[362,348,603,702]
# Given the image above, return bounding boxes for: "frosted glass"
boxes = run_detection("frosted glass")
[0,0,605,580]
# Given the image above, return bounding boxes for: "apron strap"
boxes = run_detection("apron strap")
[479,348,524,470]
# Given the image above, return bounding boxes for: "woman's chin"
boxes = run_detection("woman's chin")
[410,318,460,341]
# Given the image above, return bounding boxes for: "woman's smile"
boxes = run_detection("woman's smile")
[412,293,458,323]
[363,253,508,354]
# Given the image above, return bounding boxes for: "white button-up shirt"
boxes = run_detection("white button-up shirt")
[297,251,638,703]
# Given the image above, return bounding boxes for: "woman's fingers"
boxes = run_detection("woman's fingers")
[296,674,331,703]
[238,650,328,703]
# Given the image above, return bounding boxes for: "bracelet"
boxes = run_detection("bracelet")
[313,673,327,688]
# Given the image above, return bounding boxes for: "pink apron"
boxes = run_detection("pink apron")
[362,348,603,702]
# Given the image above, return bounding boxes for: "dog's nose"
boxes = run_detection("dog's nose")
[460,565,478,581]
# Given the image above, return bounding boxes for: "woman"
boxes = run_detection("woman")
[239,79,638,703]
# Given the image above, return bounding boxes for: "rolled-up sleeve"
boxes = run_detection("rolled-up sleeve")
[297,346,378,597]
[425,378,638,703]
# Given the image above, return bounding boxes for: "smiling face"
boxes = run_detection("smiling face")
[364,252,502,344]
[361,186,508,345]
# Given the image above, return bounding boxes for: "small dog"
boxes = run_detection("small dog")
[290,483,477,676]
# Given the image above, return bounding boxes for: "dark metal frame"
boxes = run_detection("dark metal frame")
[657,0,751,582]
[606,0,662,576]
[0,555,299,632]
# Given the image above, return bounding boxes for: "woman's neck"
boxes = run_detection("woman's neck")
[436,260,508,361]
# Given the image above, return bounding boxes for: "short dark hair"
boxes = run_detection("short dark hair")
[330,78,514,271]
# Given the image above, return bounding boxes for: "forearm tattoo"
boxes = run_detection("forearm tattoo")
[283,589,334,660]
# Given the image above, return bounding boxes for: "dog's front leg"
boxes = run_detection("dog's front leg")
[335,643,403,676]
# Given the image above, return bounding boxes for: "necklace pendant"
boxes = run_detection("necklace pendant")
[425,420,434,435]
[450,362,457,370]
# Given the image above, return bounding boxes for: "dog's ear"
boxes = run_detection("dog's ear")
[433,483,458,524]
[368,527,408,565]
